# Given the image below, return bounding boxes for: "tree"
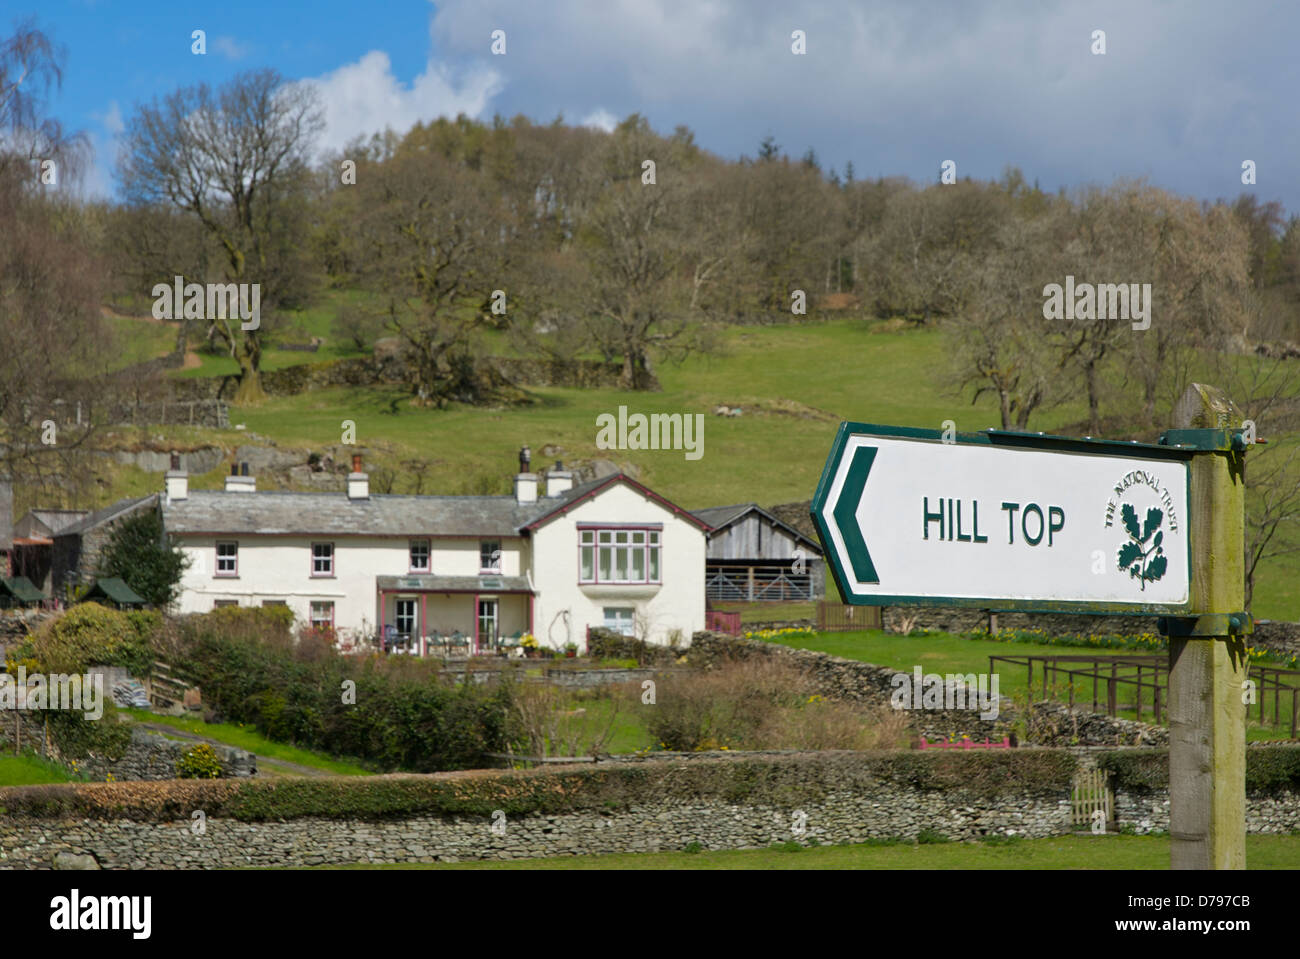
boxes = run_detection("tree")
[0,20,106,495]
[951,209,1070,429]
[570,115,723,388]
[118,69,324,403]
[874,182,1005,324]
[97,509,191,608]
[343,135,510,406]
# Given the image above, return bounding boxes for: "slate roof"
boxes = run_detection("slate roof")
[56,496,156,538]
[689,502,823,553]
[25,509,90,537]
[689,503,753,530]
[162,475,618,538]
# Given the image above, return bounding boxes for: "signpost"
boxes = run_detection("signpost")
[812,424,1194,614]
[811,384,1250,870]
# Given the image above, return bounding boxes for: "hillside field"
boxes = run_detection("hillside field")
[95,309,1300,620]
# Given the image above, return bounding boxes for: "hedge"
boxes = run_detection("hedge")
[1097,745,1300,793]
[0,750,1080,822]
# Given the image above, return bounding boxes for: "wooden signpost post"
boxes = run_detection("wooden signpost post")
[811,383,1250,869]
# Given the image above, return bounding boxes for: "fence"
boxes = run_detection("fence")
[704,563,813,602]
[704,610,742,635]
[990,653,1300,738]
[1071,768,1114,830]
[816,602,882,631]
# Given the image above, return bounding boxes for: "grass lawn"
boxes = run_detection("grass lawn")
[332,833,1300,869]
[122,709,373,775]
[0,754,77,786]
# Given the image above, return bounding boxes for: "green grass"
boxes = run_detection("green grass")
[85,310,1300,620]
[122,709,373,775]
[330,832,1300,869]
[0,753,77,785]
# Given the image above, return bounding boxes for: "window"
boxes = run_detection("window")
[603,607,635,636]
[395,598,416,636]
[215,541,238,577]
[213,599,239,609]
[480,540,501,573]
[310,601,334,631]
[261,599,287,607]
[580,528,661,584]
[409,540,430,572]
[311,542,334,577]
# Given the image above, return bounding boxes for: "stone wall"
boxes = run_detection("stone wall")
[681,631,1168,746]
[163,354,644,404]
[1,750,1296,869]
[880,605,1300,664]
[0,711,254,781]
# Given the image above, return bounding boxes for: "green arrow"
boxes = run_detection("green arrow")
[833,445,878,584]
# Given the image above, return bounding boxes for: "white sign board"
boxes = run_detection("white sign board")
[812,426,1193,613]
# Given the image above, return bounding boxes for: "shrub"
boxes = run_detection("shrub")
[645,655,909,752]
[47,701,132,761]
[32,604,142,674]
[177,743,223,779]
[171,613,513,772]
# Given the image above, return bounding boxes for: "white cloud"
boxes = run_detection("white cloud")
[213,36,250,60]
[580,108,618,133]
[303,49,504,155]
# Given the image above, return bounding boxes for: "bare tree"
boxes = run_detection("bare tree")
[118,69,324,403]
[0,21,108,498]
[343,142,507,406]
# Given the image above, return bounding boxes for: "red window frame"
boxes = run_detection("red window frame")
[578,526,662,585]
[311,542,335,578]
[310,600,335,631]
[215,540,238,578]
[409,539,430,573]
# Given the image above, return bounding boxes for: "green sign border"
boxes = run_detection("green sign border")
[810,422,1197,616]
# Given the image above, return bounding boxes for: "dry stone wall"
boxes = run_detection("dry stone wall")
[1,750,1296,869]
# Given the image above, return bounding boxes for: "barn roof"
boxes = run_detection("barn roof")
[55,496,156,538]
[689,502,823,553]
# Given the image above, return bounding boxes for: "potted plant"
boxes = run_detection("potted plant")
[521,633,539,658]
[564,642,578,659]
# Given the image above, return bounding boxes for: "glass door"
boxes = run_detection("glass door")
[395,598,417,653]
[476,598,498,653]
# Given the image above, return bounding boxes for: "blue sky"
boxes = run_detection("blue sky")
[16,0,1300,216]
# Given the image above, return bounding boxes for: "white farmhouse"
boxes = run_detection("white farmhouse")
[159,450,707,652]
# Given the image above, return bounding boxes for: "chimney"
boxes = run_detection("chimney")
[348,453,369,500]
[225,462,256,493]
[165,452,189,502]
[514,445,537,504]
[545,460,574,497]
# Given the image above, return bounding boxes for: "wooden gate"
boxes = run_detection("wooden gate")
[816,602,881,631]
[1071,767,1114,832]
